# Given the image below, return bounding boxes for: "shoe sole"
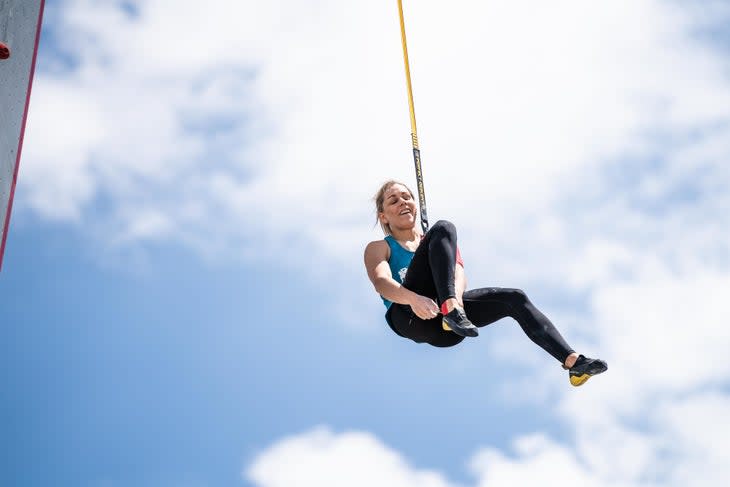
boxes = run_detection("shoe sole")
[570,374,591,386]
[442,320,478,337]
[569,363,607,387]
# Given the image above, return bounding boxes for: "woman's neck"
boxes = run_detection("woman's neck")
[390,227,421,243]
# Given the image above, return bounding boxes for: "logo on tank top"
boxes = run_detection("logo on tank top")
[398,267,408,282]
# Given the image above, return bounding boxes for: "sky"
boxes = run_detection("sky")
[2,0,730,486]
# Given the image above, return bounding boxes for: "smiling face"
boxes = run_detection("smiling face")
[375,182,418,235]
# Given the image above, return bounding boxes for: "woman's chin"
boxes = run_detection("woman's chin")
[394,220,416,231]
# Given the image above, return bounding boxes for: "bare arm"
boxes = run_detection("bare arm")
[364,241,439,320]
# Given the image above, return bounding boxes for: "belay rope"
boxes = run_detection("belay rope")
[397,0,429,233]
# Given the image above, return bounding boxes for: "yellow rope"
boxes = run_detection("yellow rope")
[397,0,418,144]
[397,0,429,232]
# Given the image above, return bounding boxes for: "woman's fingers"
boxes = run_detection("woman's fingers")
[412,296,440,320]
[425,299,439,317]
[415,306,439,320]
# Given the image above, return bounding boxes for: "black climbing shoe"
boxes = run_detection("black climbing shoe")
[569,355,607,386]
[442,307,479,337]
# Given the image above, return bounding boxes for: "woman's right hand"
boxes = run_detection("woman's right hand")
[408,294,440,320]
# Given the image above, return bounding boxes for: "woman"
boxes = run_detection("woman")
[364,180,607,386]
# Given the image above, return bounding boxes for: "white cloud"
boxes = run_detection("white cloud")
[20,0,729,267]
[22,77,104,220]
[655,393,730,485]
[245,427,455,487]
[246,424,730,487]
[469,434,614,487]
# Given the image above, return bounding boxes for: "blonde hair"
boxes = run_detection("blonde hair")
[373,180,416,236]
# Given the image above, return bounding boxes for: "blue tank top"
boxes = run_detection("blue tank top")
[381,235,415,309]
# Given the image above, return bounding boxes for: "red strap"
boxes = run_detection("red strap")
[456,246,464,267]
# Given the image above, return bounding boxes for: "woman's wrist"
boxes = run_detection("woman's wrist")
[404,289,418,306]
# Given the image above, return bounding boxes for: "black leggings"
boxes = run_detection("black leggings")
[385,220,575,362]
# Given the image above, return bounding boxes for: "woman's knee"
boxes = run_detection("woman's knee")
[430,220,457,239]
[504,288,528,304]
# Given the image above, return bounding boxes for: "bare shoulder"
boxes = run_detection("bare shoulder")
[365,240,390,260]
[364,239,391,281]
[364,239,389,261]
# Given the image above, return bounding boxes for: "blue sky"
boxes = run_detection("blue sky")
[3,1,730,486]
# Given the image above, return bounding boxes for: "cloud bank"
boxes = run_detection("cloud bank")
[245,422,730,487]
[21,0,729,268]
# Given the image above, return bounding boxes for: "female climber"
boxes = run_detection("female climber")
[363,180,607,386]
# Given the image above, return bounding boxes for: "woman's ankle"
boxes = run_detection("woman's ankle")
[564,352,579,369]
[443,297,459,313]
